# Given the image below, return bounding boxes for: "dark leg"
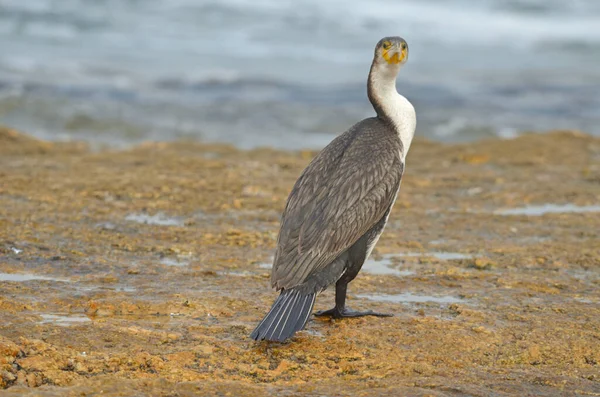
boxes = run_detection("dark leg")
[315,212,394,319]
[314,280,392,318]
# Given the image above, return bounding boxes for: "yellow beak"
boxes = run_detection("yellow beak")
[383,48,407,64]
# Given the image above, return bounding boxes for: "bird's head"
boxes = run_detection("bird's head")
[373,37,409,71]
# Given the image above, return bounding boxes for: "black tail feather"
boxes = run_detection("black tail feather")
[250,289,316,342]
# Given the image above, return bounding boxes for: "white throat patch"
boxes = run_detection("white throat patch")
[369,63,417,159]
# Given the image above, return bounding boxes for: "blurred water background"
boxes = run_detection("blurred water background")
[1,0,599,149]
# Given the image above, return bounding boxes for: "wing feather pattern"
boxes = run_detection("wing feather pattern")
[272,118,404,290]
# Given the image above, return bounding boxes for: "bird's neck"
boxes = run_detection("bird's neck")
[367,62,416,158]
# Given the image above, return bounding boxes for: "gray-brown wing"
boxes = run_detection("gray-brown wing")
[271,119,404,290]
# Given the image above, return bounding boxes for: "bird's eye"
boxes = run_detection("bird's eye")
[402,43,407,50]
[382,41,391,50]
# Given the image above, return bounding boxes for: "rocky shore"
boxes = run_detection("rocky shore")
[1,126,599,396]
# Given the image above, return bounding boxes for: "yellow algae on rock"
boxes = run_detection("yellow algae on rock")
[0,128,599,395]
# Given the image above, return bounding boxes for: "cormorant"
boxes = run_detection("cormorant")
[250,36,416,342]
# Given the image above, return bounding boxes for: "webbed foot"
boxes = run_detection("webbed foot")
[314,307,392,319]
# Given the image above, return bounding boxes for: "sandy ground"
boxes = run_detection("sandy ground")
[0,126,599,396]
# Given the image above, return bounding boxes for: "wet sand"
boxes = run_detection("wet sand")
[0,126,599,396]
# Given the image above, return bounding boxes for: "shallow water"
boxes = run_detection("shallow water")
[39,313,91,326]
[110,286,136,293]
[259,251,470,277]
[217,270,256,277]
[397,252,472,260]
[0,272,69,282]
[495,203,600,216]
[160,257,190,267]
[0,273,139,295]
[363,251,471,275]
[362,255,415,276]
[125,213,184,226]
[358,292,464,304]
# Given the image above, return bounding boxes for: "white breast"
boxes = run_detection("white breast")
[381,92,417,160]
[369,66,417,160]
